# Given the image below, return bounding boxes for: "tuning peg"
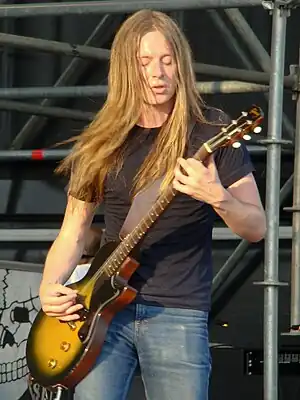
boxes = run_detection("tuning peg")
[243,134,251,141]
[253,126,262,134]
[232,142,241,149]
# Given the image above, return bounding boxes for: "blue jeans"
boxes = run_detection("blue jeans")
[74,303,211,400]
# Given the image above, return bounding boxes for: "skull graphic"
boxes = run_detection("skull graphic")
[0,269,41,399]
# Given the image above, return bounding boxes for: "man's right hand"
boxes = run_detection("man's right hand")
[39,283,84,322]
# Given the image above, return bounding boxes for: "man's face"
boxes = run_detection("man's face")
[139,30,177,106]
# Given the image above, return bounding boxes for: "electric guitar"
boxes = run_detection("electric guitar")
[26,106,264,394]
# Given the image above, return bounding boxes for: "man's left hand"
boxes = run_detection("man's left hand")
[173,156,226,206]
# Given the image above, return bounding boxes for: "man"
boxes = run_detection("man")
[39,9,266,400]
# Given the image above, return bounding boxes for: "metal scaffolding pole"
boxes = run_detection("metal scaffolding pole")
[196,81,270,93]
[207,9,254,69]
[11,14,120,150]
[207,7,296,312]
[0,81,273,99]
[0,145,268,161]
[263,4,288,399]
[224,8,273,72]
[0,226,293,243]
[289,51,300,329]
[0,100,93,121]
[0,32,295,88]
[212,172,294,298]
[209,8,295,139]
[0,31,294,88]
[0,11,14,145]
[0,0,264,18]
[0,85,107,98]
[0,149,70,160]
[0,32,110,61]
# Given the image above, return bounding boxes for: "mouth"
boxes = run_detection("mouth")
[152,85,167,93]
[0,356,28,383]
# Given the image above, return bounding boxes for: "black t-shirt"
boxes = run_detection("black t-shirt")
[101,108,255,311]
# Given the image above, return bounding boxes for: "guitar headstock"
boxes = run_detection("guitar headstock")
[206,105,264,152]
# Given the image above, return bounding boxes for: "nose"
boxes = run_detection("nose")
[151,59,164,79]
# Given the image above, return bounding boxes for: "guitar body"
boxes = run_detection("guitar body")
[26,241,139,389]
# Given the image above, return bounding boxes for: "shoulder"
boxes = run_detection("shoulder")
[202,106,230,125]
[190,106,230,147]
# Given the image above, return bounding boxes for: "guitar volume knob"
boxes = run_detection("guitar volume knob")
[47,359,57,369]
[60,341,71,352]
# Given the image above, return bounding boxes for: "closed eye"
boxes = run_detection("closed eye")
[140,56,151,66]
[162,55,172,65]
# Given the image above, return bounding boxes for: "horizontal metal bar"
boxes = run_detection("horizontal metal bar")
[0,226,293,242]
[0,85,107,99]
[0,145,278,161]
[0,81,276,100]
[0,32,110,61]
[0,32,294,88]
[0,100,93,121]
[0,1,264,19]
[0,149,70,160]
[197,81,269,93]
[0,259,43,272]
[194,64,293,88]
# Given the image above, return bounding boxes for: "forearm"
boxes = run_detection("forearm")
[41,232,85,286]
[213,188,266,242]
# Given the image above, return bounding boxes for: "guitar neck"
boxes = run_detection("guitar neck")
[101,143,211,278]
[124,185,176,248]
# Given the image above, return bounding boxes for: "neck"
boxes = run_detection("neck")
[138,100,173,128]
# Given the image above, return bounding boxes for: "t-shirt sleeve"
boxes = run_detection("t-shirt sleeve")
[64,181,100,203]
[214,140,255,188]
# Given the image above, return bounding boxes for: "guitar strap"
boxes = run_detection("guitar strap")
[119,119,196,239]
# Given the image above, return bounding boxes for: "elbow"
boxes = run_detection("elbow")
[244,216,267,243]
[247,231,266,243]
[57,228,86,247]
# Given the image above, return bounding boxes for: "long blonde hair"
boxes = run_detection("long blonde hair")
[56,9,207,203]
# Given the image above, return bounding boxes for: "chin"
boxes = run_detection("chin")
[148,95,174,106]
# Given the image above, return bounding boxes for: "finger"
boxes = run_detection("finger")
[206,155,216,169]
[43,301,75,314]
[174,165,191,185]
[58,314,81,322]
[65,303,84,315]
[186,157,210,171]
[177,158,196,176]
[52,284,78,296]
[43,294,77,306]
[173,179,194,196]
[206,156,220,181]
[44,311,81,321]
